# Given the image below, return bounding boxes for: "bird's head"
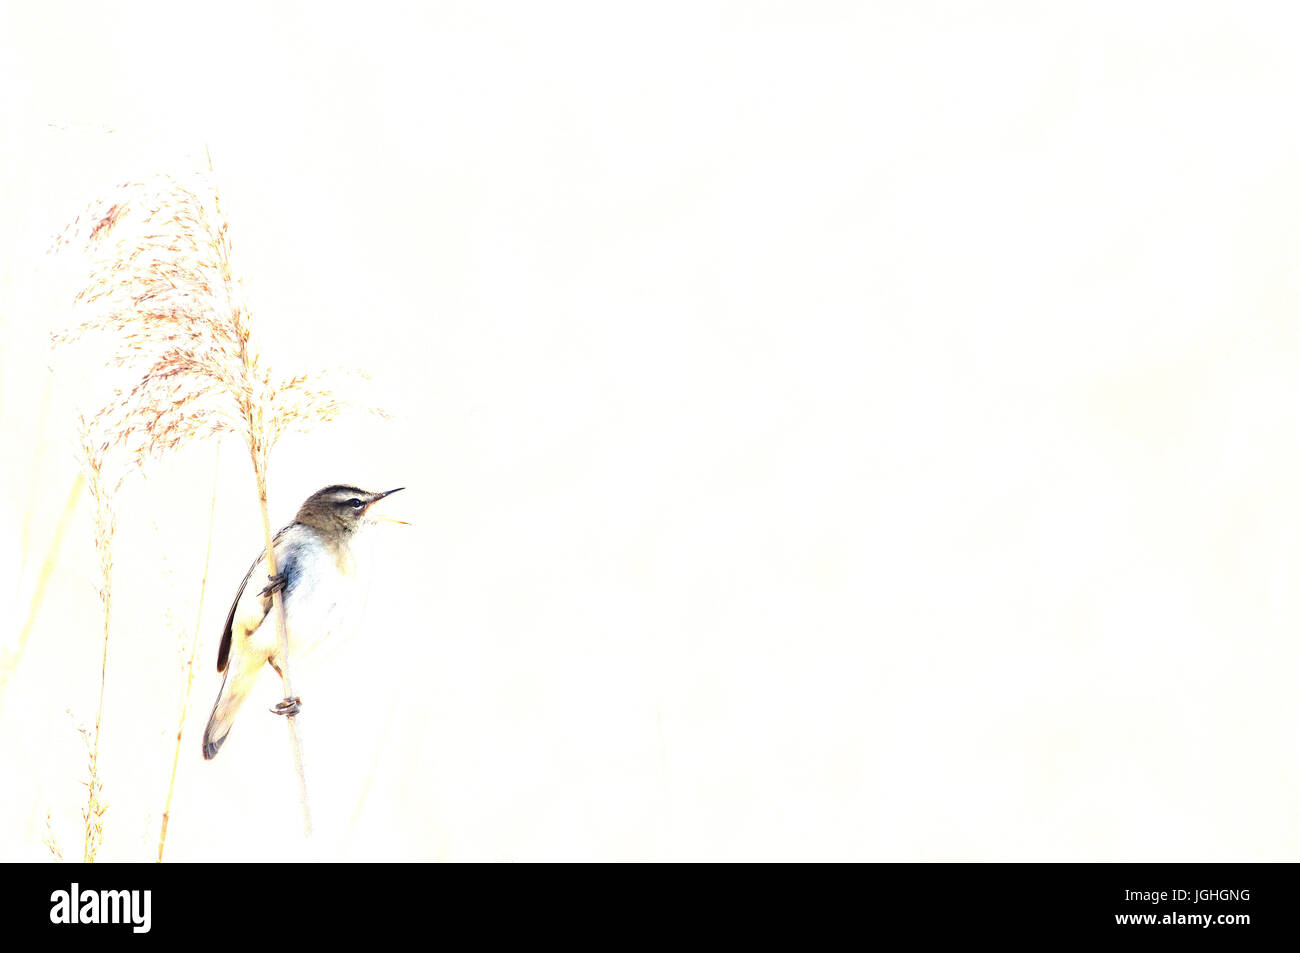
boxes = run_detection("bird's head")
[294,485,406,537]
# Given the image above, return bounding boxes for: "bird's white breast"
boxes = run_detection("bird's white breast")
[258,523,376,667]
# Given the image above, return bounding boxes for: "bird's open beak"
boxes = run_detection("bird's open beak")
[367,487,410,524]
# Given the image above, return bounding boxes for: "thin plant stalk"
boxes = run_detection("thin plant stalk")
[86,600,110,864]
[79,723,105,863]
[157,440,221,861]
[0,474,83,709]
[254,471,312,837]
[20,372,55,578]
[81,435,120,863]
[219,172,312,835]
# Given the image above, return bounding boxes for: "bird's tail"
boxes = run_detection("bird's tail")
[202,667,249,760]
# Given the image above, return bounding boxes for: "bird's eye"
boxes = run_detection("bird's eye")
[347,498,363,509]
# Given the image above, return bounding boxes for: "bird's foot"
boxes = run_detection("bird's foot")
[270,696,302,716]
[259,573,287,598]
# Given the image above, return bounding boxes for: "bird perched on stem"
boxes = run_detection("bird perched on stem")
[202,484,405,760]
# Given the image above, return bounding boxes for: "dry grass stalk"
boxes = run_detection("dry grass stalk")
[157,440,221,862]
[77,417,129,863]
[43,811,64,862]
[19,374,55,579]
[77,719,108,862]
[53,160,383,844]
[0,474,84,710]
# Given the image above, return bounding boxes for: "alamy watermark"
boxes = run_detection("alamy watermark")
[49,882,151,933]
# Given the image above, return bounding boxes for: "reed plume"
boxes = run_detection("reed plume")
[51,170,356,472]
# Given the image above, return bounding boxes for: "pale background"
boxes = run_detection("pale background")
[2,1,1299,861]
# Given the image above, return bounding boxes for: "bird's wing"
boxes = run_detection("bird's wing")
[219,546,270,670]
[217,525,293,673]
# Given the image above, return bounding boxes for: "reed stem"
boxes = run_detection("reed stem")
[256,474,313,837]
[157,440,222,861]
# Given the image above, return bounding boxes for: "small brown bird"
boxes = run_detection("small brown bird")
[202,484,404,759]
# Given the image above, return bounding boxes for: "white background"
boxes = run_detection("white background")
[3,1,1300,860]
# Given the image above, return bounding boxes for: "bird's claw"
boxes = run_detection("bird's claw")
[259,573,287,598]
[270,696,302,716]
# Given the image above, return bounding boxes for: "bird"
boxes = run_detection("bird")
[202,484,405,760]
